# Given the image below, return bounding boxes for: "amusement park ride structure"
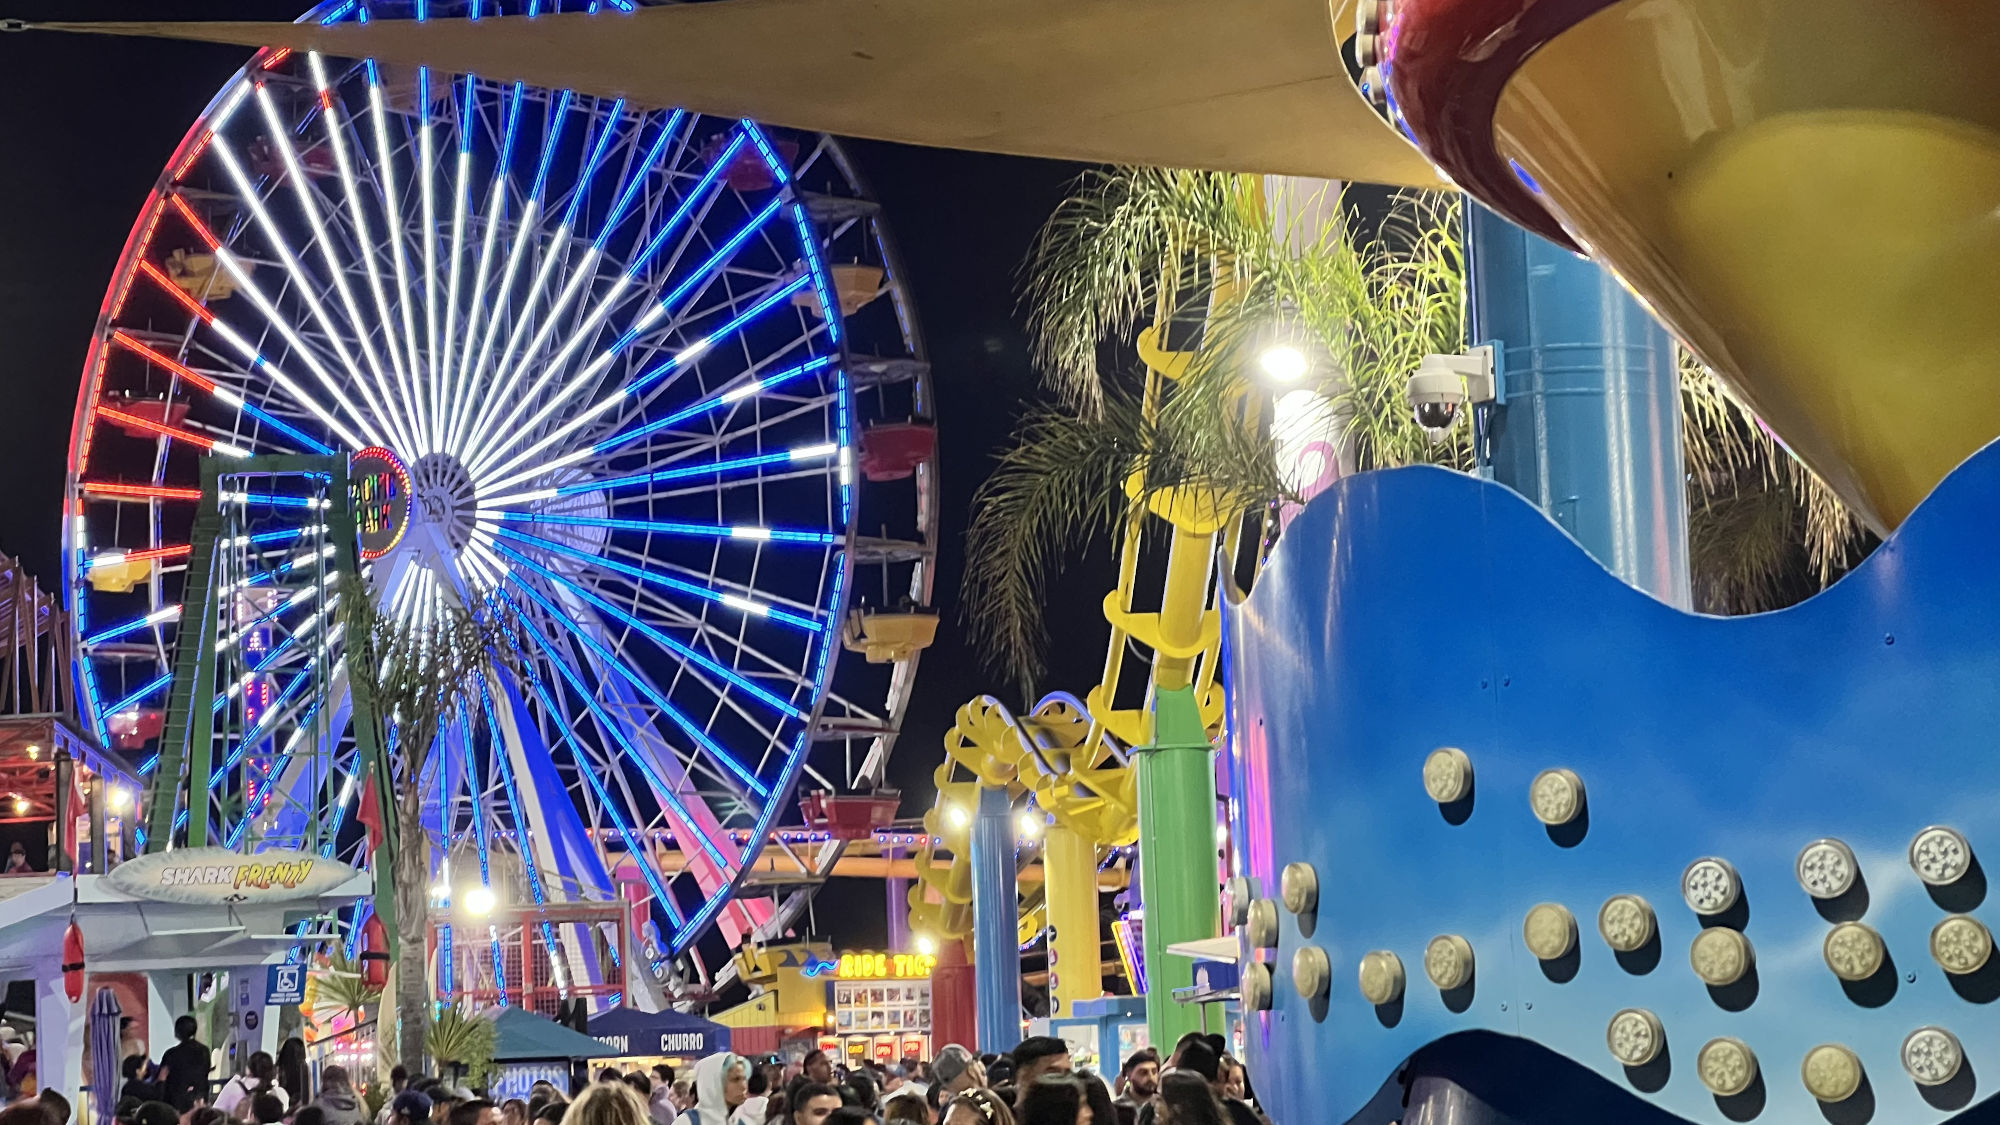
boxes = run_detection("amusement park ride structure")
[26,1,2000,1123]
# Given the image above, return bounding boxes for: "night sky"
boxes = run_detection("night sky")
[0,4,1117,951]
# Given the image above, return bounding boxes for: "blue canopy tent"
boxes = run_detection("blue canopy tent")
[483,1006,618,1099]
[588,1006,732,1061]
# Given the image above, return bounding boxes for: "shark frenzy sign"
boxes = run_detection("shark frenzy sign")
[105,847,362,905]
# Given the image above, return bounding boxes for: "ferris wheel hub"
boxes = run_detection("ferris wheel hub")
[409,452,478,555]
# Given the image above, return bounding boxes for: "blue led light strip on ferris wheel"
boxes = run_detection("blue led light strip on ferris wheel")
[491,526,822,632]
[477,672,568,975]
[589,355,837,457]
[450,699,508,996]
[496,574,772,797]
[487,510,837,545]
[494,541,806,721]
[496,615,691,927]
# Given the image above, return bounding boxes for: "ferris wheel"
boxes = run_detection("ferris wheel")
[64,0,939,1007]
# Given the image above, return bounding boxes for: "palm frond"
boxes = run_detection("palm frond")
[962,388,1293,697]
[339,588,518,783]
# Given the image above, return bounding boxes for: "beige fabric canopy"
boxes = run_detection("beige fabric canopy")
[40,0,1443,188]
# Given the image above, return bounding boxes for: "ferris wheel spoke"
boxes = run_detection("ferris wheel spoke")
[502,615,699,927]
[206,136,409,452]
[470,198,798,482]
[431,73,481,457]
[473,271,813,491]
[252,84,420,456]
[135,256,370,450]
[483,433,836,509]
[459,99,626,445]
[444,82,528,460]
[492,525,823,632]
[164,193,387,449]
[361,60,434,452]
[106,330,332,455]
[441,90,574,456]
[500,578,773,799]
[603,541,830,623]
[480,509,837,550]
[500,542,807,725]
[457,115,725,462]
[586,585,826,754]
[305,52,429,454]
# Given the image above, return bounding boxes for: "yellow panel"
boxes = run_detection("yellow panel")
[41,0,1443,188]
[1494,0,2000,530]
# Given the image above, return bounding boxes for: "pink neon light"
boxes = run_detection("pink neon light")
[174,133,214,181]
[140,261,214,323]
[96,404,220,451]
[98,545,193,567]
[82,482,203,502]
[111,330,220,393]
[170,195,221,252]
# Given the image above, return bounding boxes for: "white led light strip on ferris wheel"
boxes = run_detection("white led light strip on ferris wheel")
[455,114,716,467]
[253,83,420,456]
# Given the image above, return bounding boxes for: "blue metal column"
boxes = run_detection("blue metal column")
[1468,204,1691,607]
[969,784,1022,1052]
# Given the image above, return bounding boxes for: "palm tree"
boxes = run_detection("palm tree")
[970,168,1871,696]
[310,950,384,1031]
[340,583,515,1074]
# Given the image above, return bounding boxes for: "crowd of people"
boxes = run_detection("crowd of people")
[0,1026,1264,1125]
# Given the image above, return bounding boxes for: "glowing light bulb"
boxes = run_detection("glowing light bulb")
[1018,814,1042,839]
[946,805,969,829]
[109,787,131,811]
[464,885,496,916]
[1258,344,1309,384]
[11,798,27,816]
[915,935,937,956]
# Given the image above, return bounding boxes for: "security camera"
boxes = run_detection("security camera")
[1406,347,1497,441]
[1407,363,1466,437]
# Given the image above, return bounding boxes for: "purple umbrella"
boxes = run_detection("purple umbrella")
[89,985,121,1125]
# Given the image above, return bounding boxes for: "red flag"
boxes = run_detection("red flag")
[357,774,383,853]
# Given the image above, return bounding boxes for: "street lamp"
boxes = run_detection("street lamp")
[1258,344,1311,384]
[464,885,497,917]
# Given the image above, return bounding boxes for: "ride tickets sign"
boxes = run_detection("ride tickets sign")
[835,951,937,980]
[104,847,361,905]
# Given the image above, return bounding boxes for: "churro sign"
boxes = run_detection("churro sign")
[105,847,361,905]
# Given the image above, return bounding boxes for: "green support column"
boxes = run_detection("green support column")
[1136,684,1220,1047]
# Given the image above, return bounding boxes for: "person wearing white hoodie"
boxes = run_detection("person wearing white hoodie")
[674,1053,750,1125]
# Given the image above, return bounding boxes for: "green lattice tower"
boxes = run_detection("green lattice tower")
[141,455,398,932]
